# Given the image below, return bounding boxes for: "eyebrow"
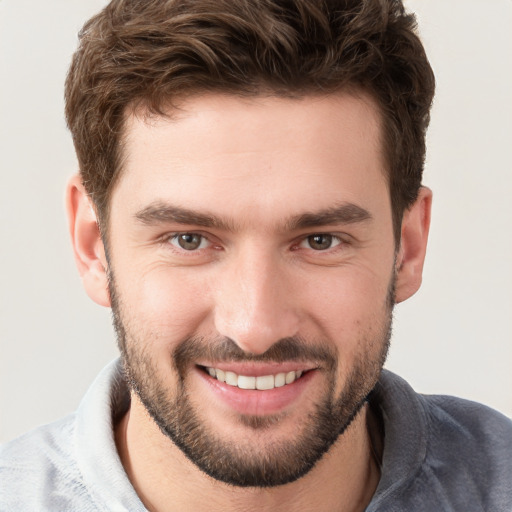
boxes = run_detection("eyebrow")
[135,202,235,231]
[286,203,372,230]
[134,202,372,231]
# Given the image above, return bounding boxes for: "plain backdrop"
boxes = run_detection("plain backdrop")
[1,0,511,443]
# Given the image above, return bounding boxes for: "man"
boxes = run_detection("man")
[1,0,511,510]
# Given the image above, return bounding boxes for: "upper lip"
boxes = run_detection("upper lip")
[197,362,317,376]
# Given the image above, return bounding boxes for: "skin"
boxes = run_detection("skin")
[67,92,431,511]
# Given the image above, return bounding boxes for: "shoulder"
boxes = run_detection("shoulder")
[1,413,75,467]
[376,370,512,455]
[370,371,512,511]
[419,393,512,475]
[421,393,512,448]
[419,394,512,510]
[0,415,97,511]
[412,392,512,510]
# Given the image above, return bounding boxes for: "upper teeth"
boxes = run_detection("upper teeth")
[206,367,303,390]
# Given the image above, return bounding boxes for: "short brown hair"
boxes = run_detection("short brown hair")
[65,0,435,238]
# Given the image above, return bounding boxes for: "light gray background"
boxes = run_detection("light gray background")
[1,0,511,443]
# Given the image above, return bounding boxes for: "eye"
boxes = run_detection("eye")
[169,233,210,251]
[300,234,342,251]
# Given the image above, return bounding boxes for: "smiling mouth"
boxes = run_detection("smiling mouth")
[202,366,308,390]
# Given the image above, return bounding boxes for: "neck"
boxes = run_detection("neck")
[115,394,380,512]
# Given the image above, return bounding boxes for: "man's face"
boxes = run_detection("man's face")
[107,93,396,486]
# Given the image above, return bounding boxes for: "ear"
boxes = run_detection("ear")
[66,174,111,307]
[394,187,432,304]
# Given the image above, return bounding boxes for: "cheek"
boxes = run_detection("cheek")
[305,268,392,369]
[308,265,392,327]
[122,266,213,348]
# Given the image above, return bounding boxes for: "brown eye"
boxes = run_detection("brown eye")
[307,234,333,250]
[300,234,343,251]
[171,233,207,251]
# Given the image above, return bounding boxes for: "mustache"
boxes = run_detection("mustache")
[173,336,338,375]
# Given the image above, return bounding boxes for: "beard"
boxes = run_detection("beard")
[109,273,393,488]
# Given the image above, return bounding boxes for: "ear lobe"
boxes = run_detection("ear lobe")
[66,174,111,307]
[394,187,432,304]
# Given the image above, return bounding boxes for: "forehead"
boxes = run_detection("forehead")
[112,92,389,228]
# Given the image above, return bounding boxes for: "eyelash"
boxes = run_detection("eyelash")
[295,234,343,251]
[162,232,348,254]
[166,232,215,252]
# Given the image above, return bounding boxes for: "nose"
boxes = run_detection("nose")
[213,246,300,355]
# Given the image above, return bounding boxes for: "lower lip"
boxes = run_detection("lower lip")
[194,366,316,416]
